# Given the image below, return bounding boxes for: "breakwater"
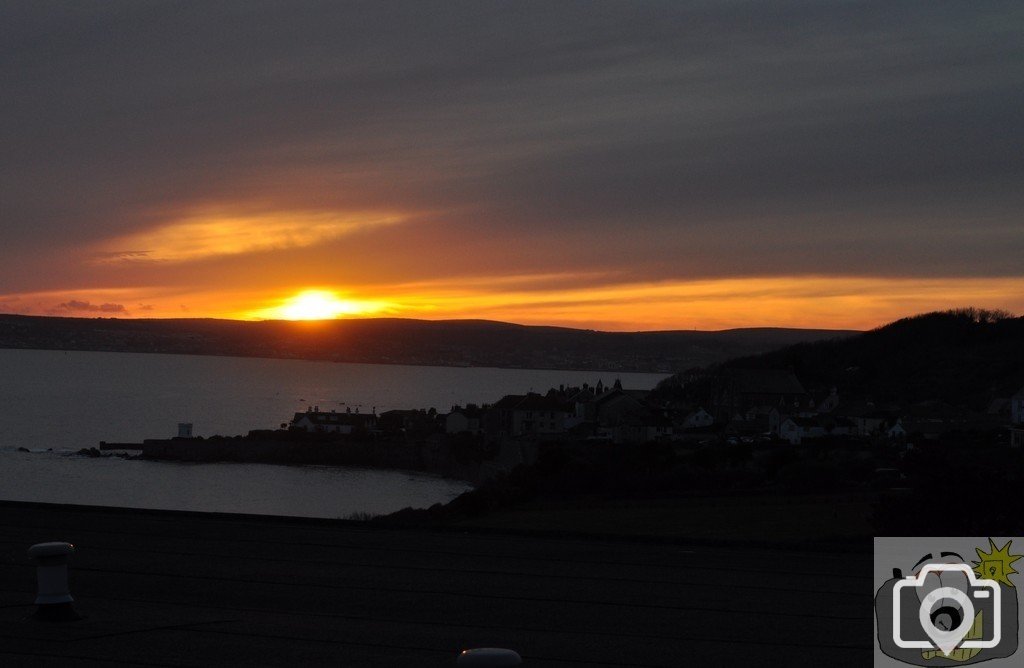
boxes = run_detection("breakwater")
[136,433,530,485]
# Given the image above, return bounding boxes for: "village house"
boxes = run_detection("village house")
[483,394,526,438]
[510,383,593,429]
[600,412,674,444]
[575,385,687,444]
[850,414,888,437]
[482,393,574,438]
[581,387,650,424]
[510,393,573,436]
[724,415,770,440]
[290,406,377,434]
[769,404,860,443]
[377,409,436,435]
[1011,386,1024,448]
[808,387,840,413]
[713,368,808,420]
[885,418,906,440]
[822,415,857,436]
[779,417,827,444]
[445,404,485,435]
[679,407,714,430]
[832,401,892,437]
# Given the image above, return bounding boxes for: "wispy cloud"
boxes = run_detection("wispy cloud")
[1,288,185,319]
[94,250,153,262]
[55,300,126,313]
[346,275,1024,330]
[94,209,408,263]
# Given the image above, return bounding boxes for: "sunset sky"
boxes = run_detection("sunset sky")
[2,1,1022,331]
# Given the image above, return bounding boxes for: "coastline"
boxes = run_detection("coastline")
[0,447,472,519]
[127,433,512,486]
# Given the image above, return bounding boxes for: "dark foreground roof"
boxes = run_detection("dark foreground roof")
[0,501,869,666]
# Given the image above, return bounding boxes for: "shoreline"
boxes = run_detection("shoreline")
[0,448,472,519]
[0,343,677,375]
[129,434,499,485]
[6,445,478,488]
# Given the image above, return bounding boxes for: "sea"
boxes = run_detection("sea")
[0,349,668,518]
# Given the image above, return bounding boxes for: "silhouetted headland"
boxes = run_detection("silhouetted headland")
[0,313,855,372]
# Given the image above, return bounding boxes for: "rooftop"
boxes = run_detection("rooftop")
[513,394,573,413]
[0,501,868,666]
[291,411,375,426]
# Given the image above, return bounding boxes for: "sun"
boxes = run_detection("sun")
[245,289,393,321]
[275,290,368,320]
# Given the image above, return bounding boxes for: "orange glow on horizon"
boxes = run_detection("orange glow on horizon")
[3,275,1023,331]
[251,290,392,320]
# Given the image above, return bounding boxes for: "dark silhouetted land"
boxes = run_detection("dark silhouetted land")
[0,314,855,372]
[658,308,1024,410]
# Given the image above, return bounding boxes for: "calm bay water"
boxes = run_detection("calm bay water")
[0,449,472,518]
[0,349,667,516]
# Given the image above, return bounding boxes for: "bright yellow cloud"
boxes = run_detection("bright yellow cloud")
[94,209,406,263]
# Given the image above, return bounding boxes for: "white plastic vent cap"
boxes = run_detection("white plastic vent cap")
[28,542,75,559]
[457,648,522,666]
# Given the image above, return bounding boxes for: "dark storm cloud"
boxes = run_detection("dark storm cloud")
[1,0,1022,287]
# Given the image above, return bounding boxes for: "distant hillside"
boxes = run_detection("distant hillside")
[662,309,1024,409]
[0,314,854,373]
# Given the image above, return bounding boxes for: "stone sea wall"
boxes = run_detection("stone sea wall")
[138,434,533,485]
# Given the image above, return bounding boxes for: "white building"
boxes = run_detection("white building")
[680,408,714,430]
[886,419,906,440]
[291,407,376,434]
[779,417,827,444]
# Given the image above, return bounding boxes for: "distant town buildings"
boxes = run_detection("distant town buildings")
[285,370,1021,449]
[291,406,377,434]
